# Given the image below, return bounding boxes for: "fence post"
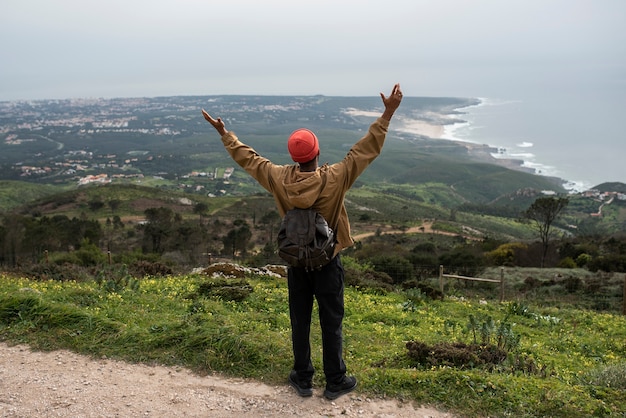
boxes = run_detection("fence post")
[108,251,112,265]
[500,267,505,302]
[45,250,49,264]
[439,265,444,295]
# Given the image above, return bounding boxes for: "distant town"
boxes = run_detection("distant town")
[0,96,271,196]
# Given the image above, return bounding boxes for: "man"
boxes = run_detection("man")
[202,83,402,400]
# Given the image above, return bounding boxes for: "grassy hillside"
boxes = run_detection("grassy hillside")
[1,267,624,417]
[596,182,626,193]
[2,180,538,244]
[0,180,65,211]
[13,183,239,220]
[4,177,624,243]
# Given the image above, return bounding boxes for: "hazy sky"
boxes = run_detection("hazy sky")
[1,0,624,101]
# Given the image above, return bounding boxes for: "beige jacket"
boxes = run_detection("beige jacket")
[220,117,390,255]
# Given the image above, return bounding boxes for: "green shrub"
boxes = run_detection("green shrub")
[341,255,373,273]
[95,265,140,293]
[345,268,394,294]
[588,254,626,273]
[576,253,592,267]
[412,242,436,253]
[129,260,173,277]
[439,249,485,277]
[370,255,414,283]
[401,279,443,300]
[485,242,528,266]
[16,262,92,282]
[558,257,577,269]
[582,363,626,389]
[406,341,508,369]
[194,278,253,302]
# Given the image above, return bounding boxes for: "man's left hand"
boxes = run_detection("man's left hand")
[202,109,228,136]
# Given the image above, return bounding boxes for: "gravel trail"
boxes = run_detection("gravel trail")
[0,342,455,417]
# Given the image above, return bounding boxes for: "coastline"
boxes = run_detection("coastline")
[344,103,585,192]
[393,107,540,175]
[391,102,576,191]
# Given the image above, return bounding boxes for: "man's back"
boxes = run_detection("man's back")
[217,118,391,254]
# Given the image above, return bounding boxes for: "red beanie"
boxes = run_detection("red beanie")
[287,128,319,163]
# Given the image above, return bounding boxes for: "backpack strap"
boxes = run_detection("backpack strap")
[317,169,341,234]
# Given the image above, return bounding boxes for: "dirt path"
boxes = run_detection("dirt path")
[352,221,479,242]
[0,342,455,417]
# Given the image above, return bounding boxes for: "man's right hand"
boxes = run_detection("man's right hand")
[380,83,403,121]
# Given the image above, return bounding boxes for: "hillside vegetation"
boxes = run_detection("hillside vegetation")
[0,180,65,211]
[1,179,624,273]
[1,265,625,417]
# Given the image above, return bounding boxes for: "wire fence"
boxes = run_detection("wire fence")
[439,265,505,302]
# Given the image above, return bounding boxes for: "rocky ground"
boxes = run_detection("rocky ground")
[0,342,455,417]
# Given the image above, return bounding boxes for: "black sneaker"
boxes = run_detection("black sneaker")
[323,376,357,400]
[289,370,313,397]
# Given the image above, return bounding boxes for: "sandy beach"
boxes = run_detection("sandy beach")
[344,108,446,140]
[397,112,537,175]
[396,119,445,139]
[343,106,550,178]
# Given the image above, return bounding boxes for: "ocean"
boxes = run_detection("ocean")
[440,91,625,193]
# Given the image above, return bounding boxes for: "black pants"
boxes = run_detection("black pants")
[287,255,346,385]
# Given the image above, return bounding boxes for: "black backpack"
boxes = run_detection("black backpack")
[277,207,335,270]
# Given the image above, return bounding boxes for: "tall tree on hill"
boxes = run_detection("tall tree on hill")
[0,215,26,266]
[259,210,280,243]
[523,196,569,268]
[142,207,177,254]
[222,220,252,258]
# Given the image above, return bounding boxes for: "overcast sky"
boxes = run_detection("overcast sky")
[1,0,624,101]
